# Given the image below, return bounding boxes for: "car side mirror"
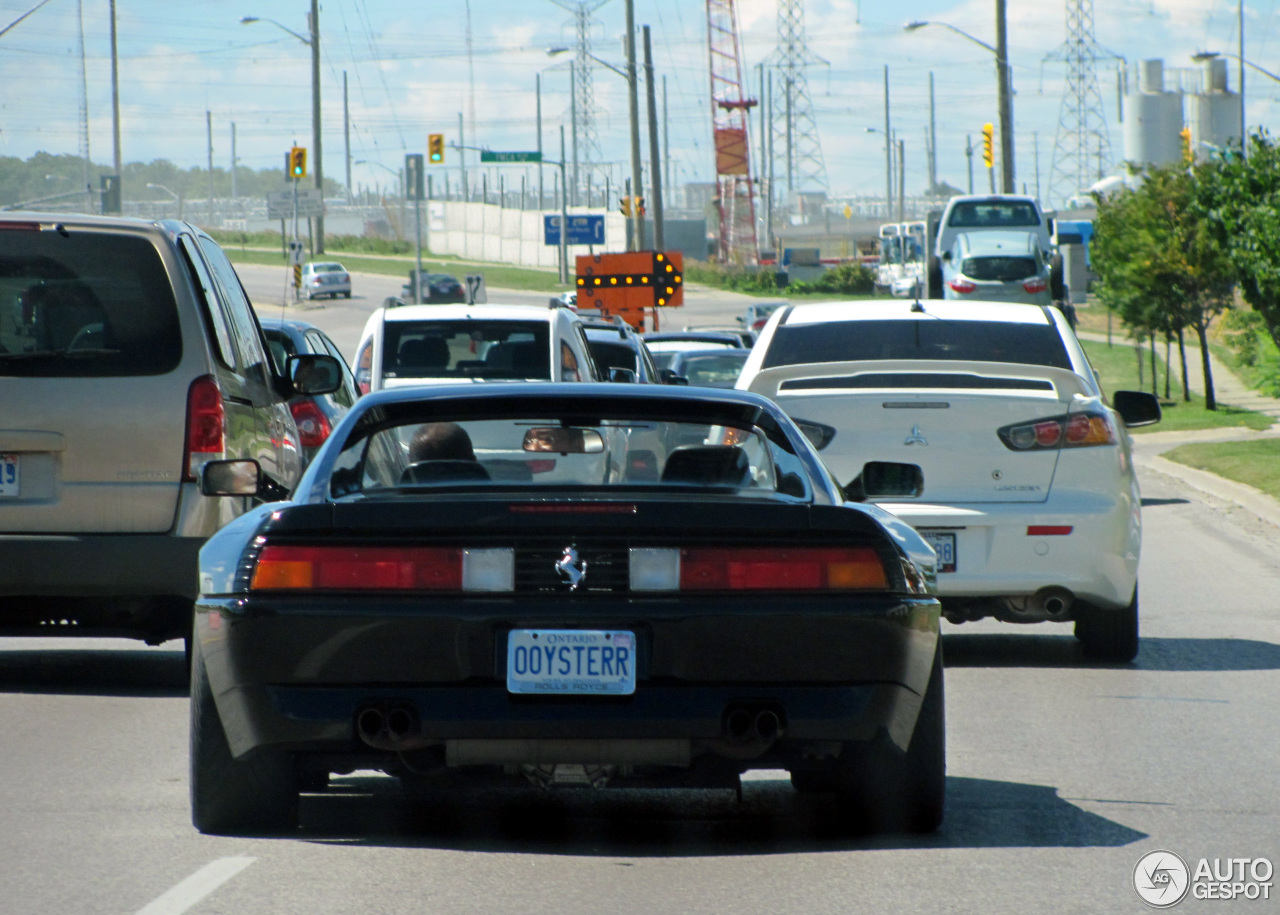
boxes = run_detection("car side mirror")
[198,458,292,502]
[608,367,638,383]
[288,353,343,396]
[1112,390,1162,427]
[941,250,952,261]
[660,369,688,385]
[792,418,836,451]
[844,461,924,501]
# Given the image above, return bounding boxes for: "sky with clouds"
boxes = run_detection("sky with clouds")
[0,0,1275,207]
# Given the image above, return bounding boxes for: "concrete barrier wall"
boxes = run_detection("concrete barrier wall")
[430,201,627,268]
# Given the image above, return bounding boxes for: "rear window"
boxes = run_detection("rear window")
[946,201,1041,229]
[961,257,1038,282]
[678,352,749,387]
[381,319,551,381]
[0,229,181,377]
[588,339,639,373]
[762,319,1072,370]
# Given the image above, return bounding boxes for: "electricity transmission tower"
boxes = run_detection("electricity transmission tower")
[763,0,828,195]
[551,1,609,204]
[707,0,759,264]
[1044,0,1119,207]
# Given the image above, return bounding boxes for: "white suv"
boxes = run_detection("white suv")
[738,299,1161,661]
[353,303,599,393]
[927,194,1061,300]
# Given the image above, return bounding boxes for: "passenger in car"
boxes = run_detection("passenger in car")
[409,422,476,462]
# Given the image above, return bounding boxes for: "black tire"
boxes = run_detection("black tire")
[190,644,298,835]
[1075,585,1140,662]
[926,255,943,299]
[832,647,945,833]
[343,291,352,299]
[1049,253,1065,301]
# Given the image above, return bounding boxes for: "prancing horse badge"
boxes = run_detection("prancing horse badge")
[555,546,588,590]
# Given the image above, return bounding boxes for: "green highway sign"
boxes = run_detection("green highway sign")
[479,150,542,163]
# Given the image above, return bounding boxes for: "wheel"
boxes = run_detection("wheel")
[831,647,945,833]
[926,255,943,299]
[1075,585,1140,662]
[1049,253,1066,301]
[343,291,352,299]
[190,642,298,835]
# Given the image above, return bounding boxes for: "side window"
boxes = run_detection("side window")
[310,330,356,407]
[560,341,582,383]
[178,235,237,369]
[196,237,270,385]
[573,325,598,381]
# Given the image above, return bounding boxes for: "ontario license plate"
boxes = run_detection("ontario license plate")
[0,453,18,497]
[920,531,957,573]
[506,629,636,696]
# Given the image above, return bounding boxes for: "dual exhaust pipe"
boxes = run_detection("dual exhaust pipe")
[356,702,423,751]
[724,705,784,745]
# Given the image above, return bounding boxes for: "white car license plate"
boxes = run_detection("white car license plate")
[507,629,636,696]
[0,453,18,497]
[920,531,957,573]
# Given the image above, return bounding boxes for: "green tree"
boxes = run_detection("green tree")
[1194,131,1280,358]
[1092,164,1235,409]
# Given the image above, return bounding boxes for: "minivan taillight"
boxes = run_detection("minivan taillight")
[290,399,331,449]
[183,375,225,481]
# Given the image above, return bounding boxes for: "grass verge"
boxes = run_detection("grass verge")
[1161,439,1280,502]
[223,246,569,294]
[1080,339,1273,433]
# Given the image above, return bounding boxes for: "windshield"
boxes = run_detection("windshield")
[380,319,551,381]
[946,201,1041,228]
[329,414,798,499]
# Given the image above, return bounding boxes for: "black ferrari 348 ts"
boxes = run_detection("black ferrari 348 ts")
[191,384,943,835]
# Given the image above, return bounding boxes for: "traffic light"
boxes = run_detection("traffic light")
[619,196,633,217]
[1180,126,1193,163]
[288,146,307,179]
[428,133,445,164]
[981,123,994,169]
[636,196,646,217]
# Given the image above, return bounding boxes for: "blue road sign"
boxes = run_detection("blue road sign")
[544,214,606,246]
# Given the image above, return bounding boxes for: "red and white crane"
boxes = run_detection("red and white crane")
[706,0,759,265]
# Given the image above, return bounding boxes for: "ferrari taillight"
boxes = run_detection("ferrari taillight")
[250,546,515,591]
[998,410,1117,451]
[629,546,888,591]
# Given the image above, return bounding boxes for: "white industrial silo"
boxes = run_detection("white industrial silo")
[1188,56,1243,161]
[1123,60,1184,168]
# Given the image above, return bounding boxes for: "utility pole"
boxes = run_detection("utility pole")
[559,126,569,284]
[458,112,467,201]
[536,73,544,208]
[344,72,352,203]
[995,0,1014,193]
[883,65,892,219]
[966,134,974,194]
[309,0,324,251]
[897,139,905,222]
[109,0,121,191]
[643,26,664,251]
[206,110,214,225]
[625,0,644,250]
[230,122,237,204]
[927,71,937,195]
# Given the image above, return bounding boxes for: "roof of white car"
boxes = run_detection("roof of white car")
[779,299,1054,327]
[380,303,564,323]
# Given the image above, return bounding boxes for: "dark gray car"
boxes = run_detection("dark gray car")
[0,213,339,650]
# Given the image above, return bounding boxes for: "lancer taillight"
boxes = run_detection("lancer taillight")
[250,545,515,591]
[629,546,888,591]
[998,410,1117,451]
[290,399,331,449]
[183,375,225,481]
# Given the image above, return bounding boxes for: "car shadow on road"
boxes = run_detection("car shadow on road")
[290,773,1146,854]
[942,632,1280,672]
[0,644,187,697]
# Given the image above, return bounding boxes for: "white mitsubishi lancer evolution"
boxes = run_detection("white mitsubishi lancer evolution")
[738,299,1162,661]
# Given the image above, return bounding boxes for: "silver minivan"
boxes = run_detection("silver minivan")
[0,213,339,650]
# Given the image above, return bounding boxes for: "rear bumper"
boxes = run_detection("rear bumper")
[0,533,202,597]
[196,593,941,760]
[881,494,1139,609]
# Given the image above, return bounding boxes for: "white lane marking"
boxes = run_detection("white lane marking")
[135,856,257,915]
